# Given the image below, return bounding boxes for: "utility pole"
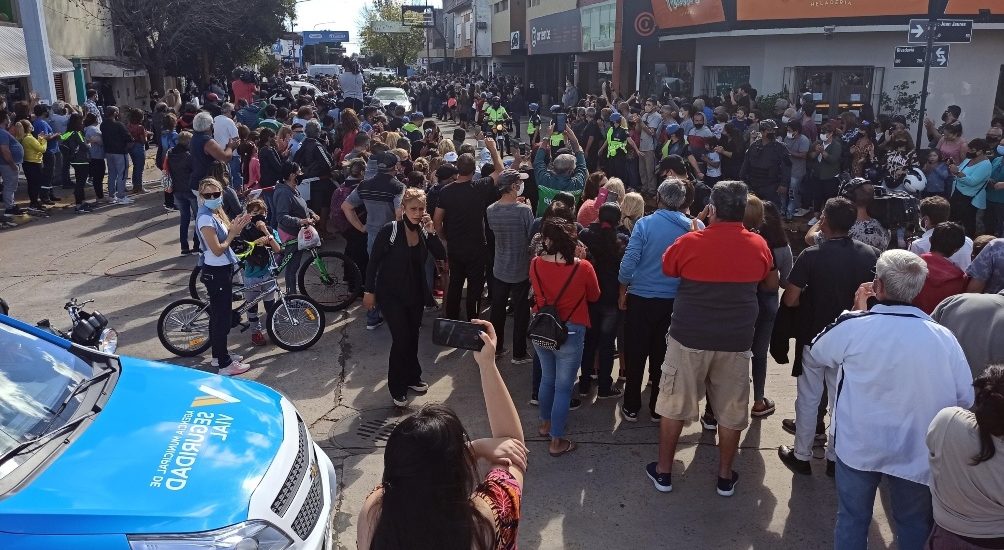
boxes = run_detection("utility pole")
[915,0,948,151]
[17,0,56,102]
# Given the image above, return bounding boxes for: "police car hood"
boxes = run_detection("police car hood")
[0,356,285,535]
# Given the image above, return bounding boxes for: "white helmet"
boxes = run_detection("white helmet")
[901,166,927,194]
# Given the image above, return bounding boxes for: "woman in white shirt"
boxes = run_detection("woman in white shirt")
[926,365,1004,549]
[196,178,252,376]
[339,60,366,112]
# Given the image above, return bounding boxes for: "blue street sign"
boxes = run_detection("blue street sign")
[301,30,350,45]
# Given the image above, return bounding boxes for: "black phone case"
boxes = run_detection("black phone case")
[432,318,485,351]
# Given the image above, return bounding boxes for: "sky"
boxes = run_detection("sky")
[294,0,443,56]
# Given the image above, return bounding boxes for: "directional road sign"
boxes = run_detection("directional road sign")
[894,45,950,68]
[907,19,973,43]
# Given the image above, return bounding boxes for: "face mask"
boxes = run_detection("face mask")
[965,151,978,159]
[679,111,687,118]
[694,123,704,129]
[403,216,421,230]
[781,116,791,123]
[786,132,795,139]
[203,197,223,210]
[516,182,525,196]
[997,145,1004,156]
[821,133,830,141]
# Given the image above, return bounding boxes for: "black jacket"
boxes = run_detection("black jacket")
[167,144,194,192]
[365,220,446,305]
[740,139,792,197]
[292,137,332,180]
[259,145,283,187]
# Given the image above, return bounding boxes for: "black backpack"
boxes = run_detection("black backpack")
[527,260,583,350]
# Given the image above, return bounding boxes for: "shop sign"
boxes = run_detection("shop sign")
[651,0,726,29]
[737,0,927,20]
[528,9,581,55]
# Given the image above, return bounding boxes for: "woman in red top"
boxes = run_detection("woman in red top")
[337,108,360,163]
[357,320,527,550]
[530,218,601,457]
[126,109,152,193]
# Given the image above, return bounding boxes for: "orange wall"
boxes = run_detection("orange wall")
[737,0,927,20]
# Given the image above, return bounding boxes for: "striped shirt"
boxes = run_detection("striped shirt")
[345,173,404,252]
[486,201,534,283]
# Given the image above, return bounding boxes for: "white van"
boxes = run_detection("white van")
[307,64,343,78]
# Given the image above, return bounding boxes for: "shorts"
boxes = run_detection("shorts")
[654,334,753,431]
[309,178,335,213]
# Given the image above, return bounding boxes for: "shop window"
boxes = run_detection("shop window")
[702,66,750,98]
[787,66,883,120]
[54,73,65,102]
[648,62,694,98]
[995,66,1004,121]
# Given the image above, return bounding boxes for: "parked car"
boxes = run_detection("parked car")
[0,313,337,549]
[371,87,412,113]
[286,80,322,97]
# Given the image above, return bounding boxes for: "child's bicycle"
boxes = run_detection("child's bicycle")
[186,239,362,312]
[158,244,326,356]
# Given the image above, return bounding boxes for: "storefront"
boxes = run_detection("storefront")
[0,25,75,105]
[577,0,615,96]
[527,8,580,106]
[616,0,1004,132]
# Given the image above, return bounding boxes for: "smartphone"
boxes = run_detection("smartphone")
[476,139,486,150]
[432,318,485,351]
[555,113,567,133]
[596,187,610,205]
[518,142,528,156]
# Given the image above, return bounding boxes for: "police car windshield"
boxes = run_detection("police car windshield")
[0,323,91,456]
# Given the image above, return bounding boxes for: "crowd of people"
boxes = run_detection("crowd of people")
[2,60,1003,549]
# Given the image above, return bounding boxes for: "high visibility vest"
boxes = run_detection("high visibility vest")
[485,106,507,123]
[527,114,540,136]
[550,133,565,147]
[402,122,419,134]
[606,127,627,158]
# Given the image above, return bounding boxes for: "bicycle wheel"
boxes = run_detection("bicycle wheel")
[188,266,205,300]
[297,251,362,312]
[266,294,325,351]
[157,298,212,357]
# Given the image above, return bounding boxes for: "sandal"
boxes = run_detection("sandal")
[548,439,577,457]
[537,425,550,438]
[751,398,776,418]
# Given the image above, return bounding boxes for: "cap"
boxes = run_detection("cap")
[759,119,778,132]
[410,112,424,120]
[497,168,529,189]
[207,93,220,102]
[375,151,399,171]
[435,164,459,181]
[609,112,622,123]
[443,151,459,162]
[663,122,680,135]
[774,98,789,109]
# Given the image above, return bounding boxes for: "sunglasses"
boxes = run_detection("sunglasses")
[201,192,222,199]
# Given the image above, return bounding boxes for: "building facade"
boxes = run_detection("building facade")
[490,0,527,77]
[615,0,1004,136]
[445,0,493,74]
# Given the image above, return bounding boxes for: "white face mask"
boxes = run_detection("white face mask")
[516,182,524,196]
[786,131,795,139]
[821,133,831,141]
[679,111,687,118]
[781,116,791,123]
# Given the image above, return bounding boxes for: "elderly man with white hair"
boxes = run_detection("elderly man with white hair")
[532,127,586,213]
[213,102,243,190]
[800,249,974,550]
[189,111,239,193]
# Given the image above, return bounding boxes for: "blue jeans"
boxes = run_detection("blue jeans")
[535,323,586,438]
[786,174,804,218]
[228,152,243,190]
[580,304,622,392]
[105,154,128,199]
[751,290,779,402]
[129,143,145,191]
[834,457,933,550]
[174,189,199,252]
[0,164,18,212]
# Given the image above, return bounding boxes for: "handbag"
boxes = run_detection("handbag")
[527,259,582,351]
[161,147,173,192]
[297,225,321,250]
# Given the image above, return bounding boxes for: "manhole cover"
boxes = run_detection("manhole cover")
[328,406,406,450]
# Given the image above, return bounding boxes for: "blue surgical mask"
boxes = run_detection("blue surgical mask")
[204,197,223,210]
[997,144,1004,156]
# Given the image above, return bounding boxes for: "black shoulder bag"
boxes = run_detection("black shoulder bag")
[527,260,582,350]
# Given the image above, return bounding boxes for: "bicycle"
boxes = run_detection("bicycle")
[159,246,326,356]
[187,240,362,312]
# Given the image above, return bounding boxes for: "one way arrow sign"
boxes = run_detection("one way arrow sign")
[894,45,950,69]
[907,19,973,44]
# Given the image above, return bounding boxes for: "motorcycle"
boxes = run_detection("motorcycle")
[36,298,118,354]
[484,119,514,155]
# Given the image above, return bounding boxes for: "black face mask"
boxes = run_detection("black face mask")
[694,123,705,129]
[965,151,978,159]
[403,217,421,231]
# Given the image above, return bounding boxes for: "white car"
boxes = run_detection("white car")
[364,67,396,78]
[286,80,322,96]
[371,87,412,113]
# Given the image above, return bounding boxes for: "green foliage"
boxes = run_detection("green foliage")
[754,91,788,116]
[365,74,404,90]
[879,80,923,123]
[358,0,425,70]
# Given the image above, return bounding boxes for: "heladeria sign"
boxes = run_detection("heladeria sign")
[527,9,581,55]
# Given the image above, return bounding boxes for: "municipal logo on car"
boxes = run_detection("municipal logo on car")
[191,385,241,407]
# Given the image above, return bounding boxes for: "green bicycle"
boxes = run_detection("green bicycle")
[187,240,362,312]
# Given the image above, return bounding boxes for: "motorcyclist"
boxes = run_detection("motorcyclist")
[483,96,512,154]
[527,102,541,145]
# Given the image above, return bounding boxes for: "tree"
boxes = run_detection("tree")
[358,0,425,73]
[69,0,295,94]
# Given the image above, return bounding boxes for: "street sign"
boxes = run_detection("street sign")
[510,31,521,50]
[907,19,972,43]
[402,5,434,27]
[302,31,350,45]
[373,21,408,33]
[894,45,950,68]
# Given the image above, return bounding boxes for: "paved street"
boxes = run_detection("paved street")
[0,155,899,549]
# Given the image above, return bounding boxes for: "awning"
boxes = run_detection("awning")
[87,60,147,78]
[0,26,74,79]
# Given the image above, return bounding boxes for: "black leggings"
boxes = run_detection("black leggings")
[23,161,44,205]
[71,164,89,204]
[383,301,424,398]
[949,191,979,238]
[89,159,105,199]
[201,264,236,368]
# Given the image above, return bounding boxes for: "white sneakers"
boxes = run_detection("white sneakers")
[218,360,251,376]
[111,196,135,205]
[211,354,243,367]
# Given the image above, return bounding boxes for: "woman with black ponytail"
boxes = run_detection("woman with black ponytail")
[926,364,1004,548]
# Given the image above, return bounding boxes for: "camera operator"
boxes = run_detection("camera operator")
[805,178,890,251]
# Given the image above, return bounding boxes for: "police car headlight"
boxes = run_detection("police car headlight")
[128,520,292,550]
[98,328,118,354]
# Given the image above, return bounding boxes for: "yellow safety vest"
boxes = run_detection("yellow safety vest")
[550,133,565,147]
[485,106,507,123]
[606,127,627,158]
[527,114,540,136]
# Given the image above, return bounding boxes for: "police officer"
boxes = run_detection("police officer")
[603,112,636,182]
[548,105,566,151]
[484,96,511,154]
[527,102,541,144]
[740,119,792,206]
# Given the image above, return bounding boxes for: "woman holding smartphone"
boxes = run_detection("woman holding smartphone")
[364,187,447,407]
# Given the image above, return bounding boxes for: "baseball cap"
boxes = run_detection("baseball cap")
[663,122,680,135]
[410,112,424,120]
[759,119,779,132]
[375,151,399,171]
[207,93,220,102]
[443,151,459,162]
[610,112,623,123]
[497,168,529,190]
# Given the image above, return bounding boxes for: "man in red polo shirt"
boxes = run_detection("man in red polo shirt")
[914,222,968,314]
[645,180,775,497]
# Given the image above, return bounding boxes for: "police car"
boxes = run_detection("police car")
[0,313,336,549]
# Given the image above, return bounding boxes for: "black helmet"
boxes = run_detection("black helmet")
[549,104,562,114]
